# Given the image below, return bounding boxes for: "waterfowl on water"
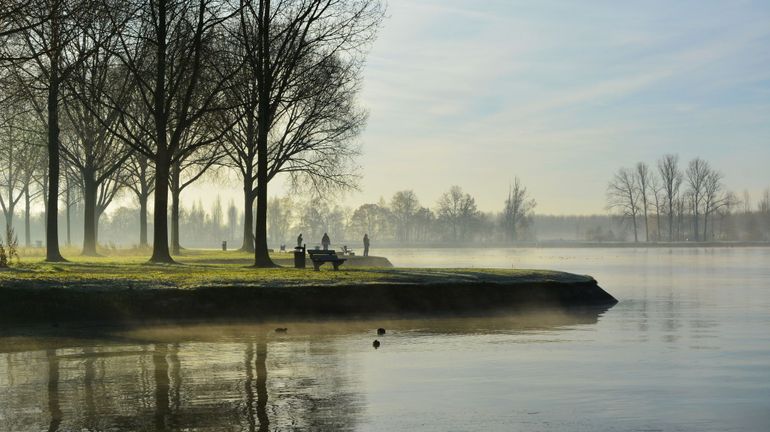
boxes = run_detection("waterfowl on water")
[275,327,288,333]
[373,340,381,349]
[377,328,386,335]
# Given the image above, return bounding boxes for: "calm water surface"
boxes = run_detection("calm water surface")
[2,247,770,431]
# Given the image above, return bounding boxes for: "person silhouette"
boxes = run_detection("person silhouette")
[297,233,303,248]
[321,233,330,250]
[363,233,370,257]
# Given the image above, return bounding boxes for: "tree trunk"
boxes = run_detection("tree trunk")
[170,162,181,255]
[82,171,98,256]
[693,207,700,242]
[65,175,71,247]
[171,188,180,255]
[256,337,269,432]
[24,186,31,247]
[148,1,173,264]
[45,72,65,262]
[253,4,276,268]
[254,147,273,266]
[632,213,638,243]
[149,154,174,263]
[139,194,148,248]
[241,185,255,252]
[4,205,13,242]
[668,199,674,241]
[642,199,649,242]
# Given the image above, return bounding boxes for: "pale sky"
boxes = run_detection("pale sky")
[188,0,770,215]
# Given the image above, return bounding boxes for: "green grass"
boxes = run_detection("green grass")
[0,247,590,291]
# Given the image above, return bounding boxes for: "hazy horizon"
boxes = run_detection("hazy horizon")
[174,0,770,216]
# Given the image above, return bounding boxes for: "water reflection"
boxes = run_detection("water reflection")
[0,309,607,431]
[46,349,62,432]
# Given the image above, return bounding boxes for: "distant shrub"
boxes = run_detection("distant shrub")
[0,240,7,267]
[0,226,20,267]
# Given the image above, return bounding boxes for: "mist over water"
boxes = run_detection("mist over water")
[2,247,770,431]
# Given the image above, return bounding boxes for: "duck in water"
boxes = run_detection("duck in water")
[373,340,381,349]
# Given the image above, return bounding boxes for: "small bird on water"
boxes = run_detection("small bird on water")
[377,328,386,335]
[372,340,381,349]
[275,327,288,333]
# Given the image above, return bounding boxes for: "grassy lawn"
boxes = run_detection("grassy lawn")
[0,247,590,290]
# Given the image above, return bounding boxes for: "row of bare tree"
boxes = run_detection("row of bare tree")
[0,0,383,265]
[294,182,535,246]
[607,154,738,242]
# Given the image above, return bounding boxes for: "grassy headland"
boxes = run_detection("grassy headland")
[0,248,616,323]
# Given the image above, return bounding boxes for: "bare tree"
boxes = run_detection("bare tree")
[657,154,682,242]
[169,144,222,255]
[124,151,154,248]
[702,169,724,241]
[607,167,640,242]
[61,162,81,247]
[686,158,710,242]
[390,190,419,243]
[350,202,390,241]
[61,20,133,255]
[759,188,770,240]
[502,177,536,242]
[0,1,44,38]
[240,0,384,267]
[649,173,664,241]
[436,186,478,242]
[635,162,653,242]
[267,196,292,247]
[1,0,105,261]
[0,99,41,240]
[95,0,241,263]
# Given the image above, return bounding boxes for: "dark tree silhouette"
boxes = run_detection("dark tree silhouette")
[0,98,42,240]
[124,151,154,248]
[238,0,383,267]
[62,20,133,255]
[96,0,241,263]
[1,0,109,261]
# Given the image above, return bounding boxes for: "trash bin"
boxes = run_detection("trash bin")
[222,241,227,251]
[293,245,306,269]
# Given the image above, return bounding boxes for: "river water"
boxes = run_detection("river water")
[1,247,769,431]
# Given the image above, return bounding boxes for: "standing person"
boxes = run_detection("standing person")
[297,233,303,248]
[321,233,330,250]
[363,234,370,257]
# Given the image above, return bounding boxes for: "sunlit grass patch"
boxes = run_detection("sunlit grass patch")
[0,247,590,291]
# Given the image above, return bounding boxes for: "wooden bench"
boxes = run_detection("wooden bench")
[307,249,347,271]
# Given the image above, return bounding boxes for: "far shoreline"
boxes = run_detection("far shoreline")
[364,241,770,249]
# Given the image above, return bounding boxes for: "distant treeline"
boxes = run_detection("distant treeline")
[2,181,538,249]
[7,180,769,250]
[607,154,770,243]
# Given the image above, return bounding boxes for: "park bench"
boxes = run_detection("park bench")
[307,249,347,271]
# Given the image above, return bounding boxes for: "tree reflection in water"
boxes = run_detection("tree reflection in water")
[1,310,609,431]
[46,349,62,432]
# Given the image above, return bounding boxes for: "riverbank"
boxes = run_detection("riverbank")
[0,250,615,323]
